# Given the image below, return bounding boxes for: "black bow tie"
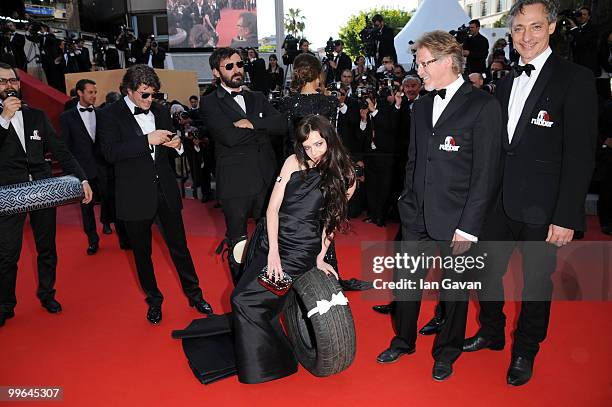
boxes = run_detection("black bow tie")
[431,89,447,99]
[512,63,535,78]
[230,90,244,98]
[133,106,150,115]
[79,107,93,112]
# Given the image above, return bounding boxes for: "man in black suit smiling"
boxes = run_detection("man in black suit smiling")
[376,31,501,381]
[97,65,212,324]
[201,48,285,284]
[462,0,597,386]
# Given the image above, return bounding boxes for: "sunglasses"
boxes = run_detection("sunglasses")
[134,89,157,99]
[223,61,245,70]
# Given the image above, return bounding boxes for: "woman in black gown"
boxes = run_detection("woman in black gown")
[231,115,356,384]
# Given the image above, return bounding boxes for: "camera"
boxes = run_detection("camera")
[354,164,364,178]
[359,16,381,58]
[323,37,335,62]
[152,92,167,101]
[282,34,299,65]
[326,82,343,98]
[559,8,582,26]
[449,24,469,44]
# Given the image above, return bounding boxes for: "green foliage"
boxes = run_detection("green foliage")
[284,8,306,38]
[338,8,412,60]
[493,13,508,28]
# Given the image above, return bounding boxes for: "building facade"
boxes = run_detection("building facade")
[459,0,513,27]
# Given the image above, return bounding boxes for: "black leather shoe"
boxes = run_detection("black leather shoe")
[102,224,112,234]
[340,278,373,291]
[363,217,374,223]
[147,305,162,324]
[41,298,62,313]
[376,346,415,364]
[375,219,386,227]
[86,242,99,255]
[419,317,445,335]
[507,356,534,386]
[573,231,584,240]
[463,335,504,352]
[0,310,15,327]
[601,226,611,236]
[372,303,393,314]
[432,361,453,381]
[190,299,213,315]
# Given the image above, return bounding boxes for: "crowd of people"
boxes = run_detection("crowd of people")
[0,0,610,390]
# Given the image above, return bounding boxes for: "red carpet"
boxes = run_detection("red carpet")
[0,200,610,406]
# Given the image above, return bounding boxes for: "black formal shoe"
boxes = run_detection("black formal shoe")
[419,317,445,336]
[462,335,505,352]
[573,231,584,240]
[376,346,415,364]
[375,219,386,227]
[41,298,62,313]
[340,278,373,291]
[147,305,162,324]
[102,224,112,234]
[601,226,611,236]
[507,356,534,386]
[119,241,132,250]
[432,361,453,381]
[0,310,15,327]
[372,303,393,314]
[363,217,374,223]
[189,299,213,315]
[86,242,99,255]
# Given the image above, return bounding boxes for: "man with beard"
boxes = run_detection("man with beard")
[200,48,286,284]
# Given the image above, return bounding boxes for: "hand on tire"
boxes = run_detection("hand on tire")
[317,258,338,280]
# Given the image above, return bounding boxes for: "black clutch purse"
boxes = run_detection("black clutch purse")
[257,266,293,296]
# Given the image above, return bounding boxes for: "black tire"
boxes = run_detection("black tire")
[284,268,356,377]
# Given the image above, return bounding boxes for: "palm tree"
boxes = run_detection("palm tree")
[284,8,306,37]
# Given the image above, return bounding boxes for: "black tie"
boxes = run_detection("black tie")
[512,63,535,78]
[79,107,93,112]
[432,89,446,99]
[230,90,244,98]
[133,106,149,115]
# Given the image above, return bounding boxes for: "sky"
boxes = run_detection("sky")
[257,0,419,49]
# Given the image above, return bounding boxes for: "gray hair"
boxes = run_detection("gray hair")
[507,0,558,28]
[402,75,421,85]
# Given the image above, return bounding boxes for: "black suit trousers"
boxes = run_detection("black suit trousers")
[474,200,557,359]
[0,207,57,312]
[365,155,394,222]
[124,184,203,307]
[391,212,468,364]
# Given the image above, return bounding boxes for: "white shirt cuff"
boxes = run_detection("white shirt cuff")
[339,104,348,114]
[175,145,184,155]
[370,109,378,117]
[359,120,367,131]
[455,229,478,242]
[0,115,10,129]
[194,144,201,153]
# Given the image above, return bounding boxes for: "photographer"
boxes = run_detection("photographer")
[358,81,402,227]
[244,47,267,93]
[328,39,352,82]
[567,7,599,76]
[267,54,284,92]
[177,109,213,203]
[140,35,166,69]
[75,38,92,72]
[462,19,489,74]
[115,28,142,68]
[5,22,26,71]
[371,14,397,68]
[469,72,484,89]
[0,30,15,67]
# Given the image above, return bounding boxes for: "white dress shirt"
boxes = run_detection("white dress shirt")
[124,96,183,160]
[0,105,26,152]
[221,82,246,113]
[77,102,96,142]
[432,75,464,126]
[507,47,552,143]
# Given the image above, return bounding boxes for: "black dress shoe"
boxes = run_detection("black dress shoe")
[340,278,374,291]
[189,299,213,315]
[102,224,112,234]
[463,335,504,352]
[372,303,393,314]
[601,226,611,236]
[375,219,386,227]
[0,310,15,327]
[363,217,374,223]
[41,298,62,313]
[432,361,453,381]
[507,356,534,386]
[573,231,584,240]
[419,316,445,335]
[86,242,99,255]
[147,305,162,324]
[376,346,415,363]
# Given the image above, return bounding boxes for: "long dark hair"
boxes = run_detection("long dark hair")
[294,115,355,238]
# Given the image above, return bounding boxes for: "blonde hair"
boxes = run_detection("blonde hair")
[415,30,464,75]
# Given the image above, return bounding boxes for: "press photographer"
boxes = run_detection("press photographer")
[140,35,166,69]
[115,26,142,67]
[461,19,489,74]
[564,6,599,75]
[328,39,352,82]
[243,47,267,93]
[362,14,397,67]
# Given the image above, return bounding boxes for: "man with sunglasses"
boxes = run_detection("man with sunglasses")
[0,62,93,328]
[201,47,286,285]
[97,64,213,324]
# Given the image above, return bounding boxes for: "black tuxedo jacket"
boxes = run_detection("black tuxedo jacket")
[10,32,27,70]
[200,86,286,200]
[104,47,121,70]
[97,100,182,221]
[59,107,105,180]
[337,98,363,159]
[376,25,397,66]
[570,22,599,75]
[333,52,353,82]
[495,54,597,231]
[400,82,502,240]
[360,101,401,154]
[76,47,92,72]
[0,106,86,186]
